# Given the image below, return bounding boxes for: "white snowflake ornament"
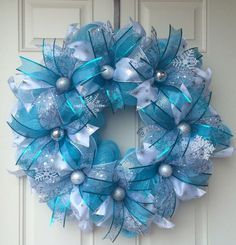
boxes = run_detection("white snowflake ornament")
[34,165,59,184]
[188,135,215,160]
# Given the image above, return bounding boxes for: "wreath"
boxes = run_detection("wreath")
[8,20,233,241]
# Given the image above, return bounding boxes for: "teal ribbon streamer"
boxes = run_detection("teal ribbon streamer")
[17,56,59,86]
[72,57,102,86]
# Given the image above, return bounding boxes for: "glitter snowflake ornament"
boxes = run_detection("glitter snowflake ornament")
[188,135,215,160]
[34,165,60,184]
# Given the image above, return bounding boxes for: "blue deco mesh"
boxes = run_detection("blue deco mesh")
[8,21,233,241]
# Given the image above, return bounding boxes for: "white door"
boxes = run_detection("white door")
[0,0,235,244]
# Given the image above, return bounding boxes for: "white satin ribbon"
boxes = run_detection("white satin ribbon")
[12,132,30,147]
[213,147,235,158]
[94,197,113,227]
[65,23,79,40]
[171,177,205,201]
[68,124,99,148]
[113,58,143,83]
[54,153,73,172]
[8,75,50,112]
[130,80,159,110]
[8,168,26,178]
[70,187,93,232]
[136,143,158,165]
[68,41,94,61]
[194,68,212,86]
[153,215,175,229]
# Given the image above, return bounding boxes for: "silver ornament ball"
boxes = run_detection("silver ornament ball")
[112,187,126,201]
[177,122,191,134]
[158,164,173,177]
[51,128,65,141]
[56,77,71,92]
[155,70,167,82]
[101,65,114,80]
[70,170,85,185]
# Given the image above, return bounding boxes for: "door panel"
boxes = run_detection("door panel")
[0,0,235,245]
[120,0,236,245]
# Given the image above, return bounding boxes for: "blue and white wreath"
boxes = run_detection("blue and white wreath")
[8,20,233,241]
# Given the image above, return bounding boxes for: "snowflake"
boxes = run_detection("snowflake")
[34,165,59,184]
[85,93,106,114]
[137,125,161,137]
[188,135,215,160]
[172,49,199,69]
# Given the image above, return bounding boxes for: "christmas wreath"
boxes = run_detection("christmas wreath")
[8,20,233,241]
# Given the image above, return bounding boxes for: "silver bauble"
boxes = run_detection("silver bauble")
[101,65,114,80]
[177,122,191,134]
[158,164,173,177]
[155,70,167,82]
[56,77,71,92]
[70,170,85,185]
[51,128,65,141]
[112,187,126,201]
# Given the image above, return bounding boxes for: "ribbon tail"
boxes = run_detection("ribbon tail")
[94,197,113,227]
[113,21,145,62]
[213,147,235,158]
[171,177,205,201]
[8,114,49,138]
[72,57,102,86]
[8,168,26,178]
[48,195,70,227]
[17,56,59,86]
[70,187,93,232]
[153,215,175,229]
[194,67,212,86]
[103,201,124,242]
[158,25,182,68]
